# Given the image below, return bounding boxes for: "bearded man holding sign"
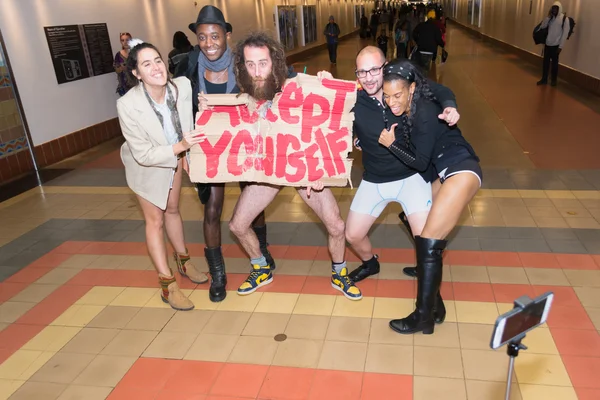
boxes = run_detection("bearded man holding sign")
[190,31,362,300]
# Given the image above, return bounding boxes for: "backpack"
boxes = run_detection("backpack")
[562,15,576,40]
[533,23,548,45]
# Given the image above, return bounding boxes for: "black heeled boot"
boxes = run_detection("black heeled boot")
[398,212,446,325]
[348,255,380,283]
[253,225,276,270]
[389,236,447,335]
[205,247,227,302]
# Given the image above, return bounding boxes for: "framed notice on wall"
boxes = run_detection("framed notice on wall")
[44,23,114,85]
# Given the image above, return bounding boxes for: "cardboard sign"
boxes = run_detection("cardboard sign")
[189,74,356,187]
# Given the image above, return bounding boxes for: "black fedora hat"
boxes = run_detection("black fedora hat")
[189,5,227,33]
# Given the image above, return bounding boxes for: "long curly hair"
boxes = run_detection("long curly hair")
[234,31,288,95]
[383,59,436,146]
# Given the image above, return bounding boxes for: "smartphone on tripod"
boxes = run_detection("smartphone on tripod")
[490,292,554,350]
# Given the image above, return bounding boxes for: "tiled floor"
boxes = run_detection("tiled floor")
[1,25,600,400]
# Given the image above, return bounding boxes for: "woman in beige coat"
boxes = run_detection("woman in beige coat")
[117,39,208,310]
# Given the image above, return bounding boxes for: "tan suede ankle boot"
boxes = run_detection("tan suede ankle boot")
[159,273,194,311]
[174,249,209,284]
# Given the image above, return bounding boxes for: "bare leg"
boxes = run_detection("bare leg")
[297,188,346,263]
[240,182,267,228]
[345,210,377,261]
[406,210,429,238]
[229,184,280,259]
[137,195,170,276]
[164,159,187,254]
[431,178,442,202]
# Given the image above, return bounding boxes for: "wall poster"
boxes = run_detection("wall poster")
[276,6,299,51]
[303,5,318,45]
[473,0,482,27]
[44,23,114,85]
[467,0,474,25]
[354,5,365,28]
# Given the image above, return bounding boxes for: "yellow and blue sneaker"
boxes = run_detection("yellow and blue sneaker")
[331,267,362,301]
[237,264,273,295]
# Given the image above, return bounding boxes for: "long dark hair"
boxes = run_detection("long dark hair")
[125,41,178,101]
[172,31,192,51]
[383,59,436,146]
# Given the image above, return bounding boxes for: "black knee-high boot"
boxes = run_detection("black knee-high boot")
[253,225,276,270]
[205,247,227,302]
[389,236,447,335]
[399,212,446,324]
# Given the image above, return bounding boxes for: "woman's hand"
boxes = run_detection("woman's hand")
[317,71,334,81]
[378,123,397,148]
[181,129,206,150]
[306,181,325,197]
[197,91,212,113]
[438,107,460,126]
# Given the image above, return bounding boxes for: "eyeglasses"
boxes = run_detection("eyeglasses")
[355,64,385,78]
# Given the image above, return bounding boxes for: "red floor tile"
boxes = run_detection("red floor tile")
[551,329,600,357]
[439,282,454,300]
[268,245,289,259]
[284,246,319,261]
[261,275,307,294]
[27,252,71,268]
[0,282,28,303]
[482,252,522,267]
[376,280,415,299]
[309,369,363,400]
[186,243,205,257]
[301,276,340,296]
[79,241,117,254]
[110,242,149,256]
[4,267,53,284]
[378,248,415,264]
[593,255,600,269]
[210,363,269,398]
[562,355,600,389]
[314,246,331,261]
[361,373,412,400]
[532,285,581,307]
[259,366,315,400]
[445,250,484,266]
[65,269,111,286]
[0,323,44,351]
[107,386,158,400]
[345,250,362,262]
[118,357,182,391]
[156,394,206,400]
[518,252,560,269]
[0,348,13,364]
[223,245,249,259]
[355,278,378,297]
[492,284,535,303]
[556,254,598,270]
[17,285,92,325]
[162,360,222,395]
[546,305,595,330]
[453,282,495,302]
[53,241,93,254]
[575,387,600,400]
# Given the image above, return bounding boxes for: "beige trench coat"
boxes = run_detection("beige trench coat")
[117,76,193,210]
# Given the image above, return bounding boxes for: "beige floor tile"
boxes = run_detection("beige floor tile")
[227,336,278,365]
[87,306,140,329]
[35,268,80,285]
[10,284,59,303]
[372,298,415,319]
[278,259,313,275]
[414,346,463,378]
[58,255,99,270]
[142,331,198,359]
[87,255,128,270]
[585,306,600,330]
[525,268,570,286]
[203,310,251,335]
[124,307,175,331]
[22,326,81,352]
[272,338,323,368]
[414,322,460,348]
[514,353,572,386]
[292,294,335,316]
[0,301,35,323]
[73,355,136,387]
[186,290,218,310]
[75,287,125,306]
[487,267,530,284]
[332,296,374,318]
[51,305,105,327]
[101,329,157,357]
[365,343,413,375]
[462,349,514,382]
[242,312,290,337]
[519,384,578,400]
[575,287,600,307]
[564,270,600,287]
[455,301,499,324]
[118,255,153,270]
[466,380,522,400]
[8,381,66,400]
[57,384,112,400]
[369,318,414,345]
[317,341,367,372]
[0,379,25,399]
[254,292,299,314]
[378,263,414,280]
[284,314,330,340]
[458,323,494,350]
[0,350,45,380]
[216,291,263,312]
[30,352,95,384]
[413,376,467,400]
[524,328,558,355]
[184,333,239,362]
[109,287,159,307]
[533,217,568,228]
[163,309,214,333]
[450,265,490,283]
[60,328,119,355]
[19,351,55,381]
[325,316,371,343]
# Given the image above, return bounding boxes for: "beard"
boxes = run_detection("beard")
[239,72,279,101]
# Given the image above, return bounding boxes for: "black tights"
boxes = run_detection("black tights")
[203,182,265,248]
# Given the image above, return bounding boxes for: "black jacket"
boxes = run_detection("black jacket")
[413,20,444,53]
[352,81,457,184]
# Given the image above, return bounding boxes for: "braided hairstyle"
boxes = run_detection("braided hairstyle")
[383,59,436,146]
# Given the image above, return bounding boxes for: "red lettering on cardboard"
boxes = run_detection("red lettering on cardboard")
[301,94,330,143]
[197,130,234,178]
[197,106,241,127]
[322,79,356,132]
[279,82,303,124]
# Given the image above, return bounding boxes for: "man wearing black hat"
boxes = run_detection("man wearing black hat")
[174,5,275,303]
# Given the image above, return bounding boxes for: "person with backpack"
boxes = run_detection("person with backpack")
[536,1,570,87]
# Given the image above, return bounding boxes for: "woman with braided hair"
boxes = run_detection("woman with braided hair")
[118,39,209,311]
[379,58,481,335]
